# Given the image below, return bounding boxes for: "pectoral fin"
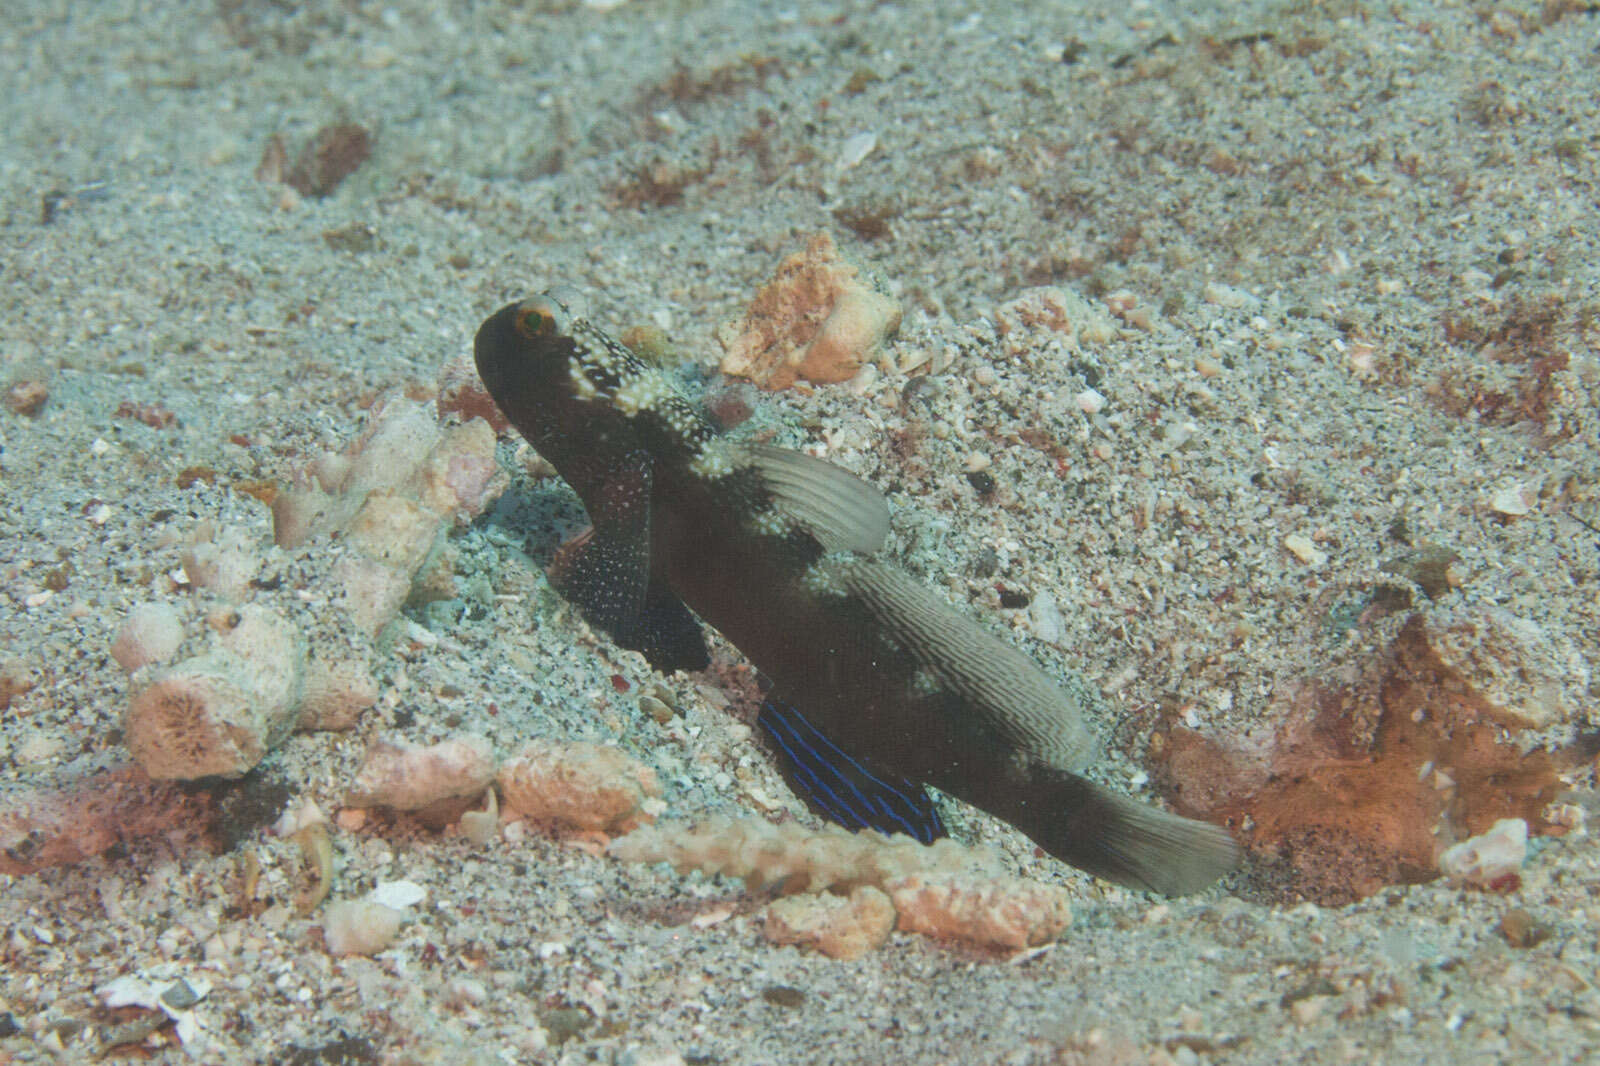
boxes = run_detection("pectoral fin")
[548,450,708,673]
[758,697,946,845]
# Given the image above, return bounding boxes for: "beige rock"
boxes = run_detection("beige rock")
[340,398,441,498]
[1438,818,1527,886]
[406,419,505,519]
[322,899,404,956]
[1410,603,1587,730]
[498,738,660,834]
[992,285,1117,356]
[179,524,261,602]
[344,490,442,574]
[297,656,379,731]
[345,734,497,812]
[271,483,340,550]
[331,553,411,641]
[764,886,895,960]
[718,233,901,390]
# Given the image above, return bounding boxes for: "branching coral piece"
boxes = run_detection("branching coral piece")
[608,815,991,895]
[611,816,1077,954]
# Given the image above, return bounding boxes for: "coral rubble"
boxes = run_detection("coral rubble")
[611,816,1075,954]
[116,397,506,783]
[717,233,901,390]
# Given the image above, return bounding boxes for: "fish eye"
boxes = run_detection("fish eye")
[514,296,566,339]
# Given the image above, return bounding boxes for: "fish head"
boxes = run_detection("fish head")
[473,292,581,405]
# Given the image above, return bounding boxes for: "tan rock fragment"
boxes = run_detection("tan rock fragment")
[1438,818,1527,887]
[717,233,901,390]
[297,656,380,731]
[322,900,404,956]
[886,873,1074,951]
[498,738,660,834]
[343,490,443,574]
[345,735,497,812]
[992,286,1117,357]
[764,886,895,960]
[110,602,185,673]
[406,419,505,519]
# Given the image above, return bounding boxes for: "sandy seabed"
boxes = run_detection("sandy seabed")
[3,1,1599,1063]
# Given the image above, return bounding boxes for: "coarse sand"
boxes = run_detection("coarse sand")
[2,1,1598,1063]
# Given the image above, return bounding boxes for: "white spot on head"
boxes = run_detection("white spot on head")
[568,362,601,401]
[753,508,790,537]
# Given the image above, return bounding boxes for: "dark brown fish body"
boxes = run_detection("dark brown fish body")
[475,293,1238,895]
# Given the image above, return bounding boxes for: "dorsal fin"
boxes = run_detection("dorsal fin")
[835,559,1100,773]
[733,443,890,554]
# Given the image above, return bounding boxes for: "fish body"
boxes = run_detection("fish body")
[475,293,1238,895]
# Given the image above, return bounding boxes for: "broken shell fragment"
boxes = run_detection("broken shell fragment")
[1438,818,1527,887]
[322,899,403,956]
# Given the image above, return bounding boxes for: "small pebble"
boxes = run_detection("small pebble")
[322,900,403,956]
[1283,534,1327,566]
[1498,908,1551,949]
[5,379,48,416]
[1489,484,1534,517]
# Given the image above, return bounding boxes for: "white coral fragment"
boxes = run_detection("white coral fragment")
[1438,818,1528,887]
[498,738,660,834]
[322,899,404,956]
[123,606,306,780]
[110,601,184,673]
[116,394,508,785]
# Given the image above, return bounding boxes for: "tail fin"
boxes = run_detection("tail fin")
[998,766,1239,896]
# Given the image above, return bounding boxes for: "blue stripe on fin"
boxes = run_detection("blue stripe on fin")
[757,698,946,845]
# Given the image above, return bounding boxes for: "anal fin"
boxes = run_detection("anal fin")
[758,698,946,845]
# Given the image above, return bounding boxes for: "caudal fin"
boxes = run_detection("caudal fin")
[1001,767,1239,896]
